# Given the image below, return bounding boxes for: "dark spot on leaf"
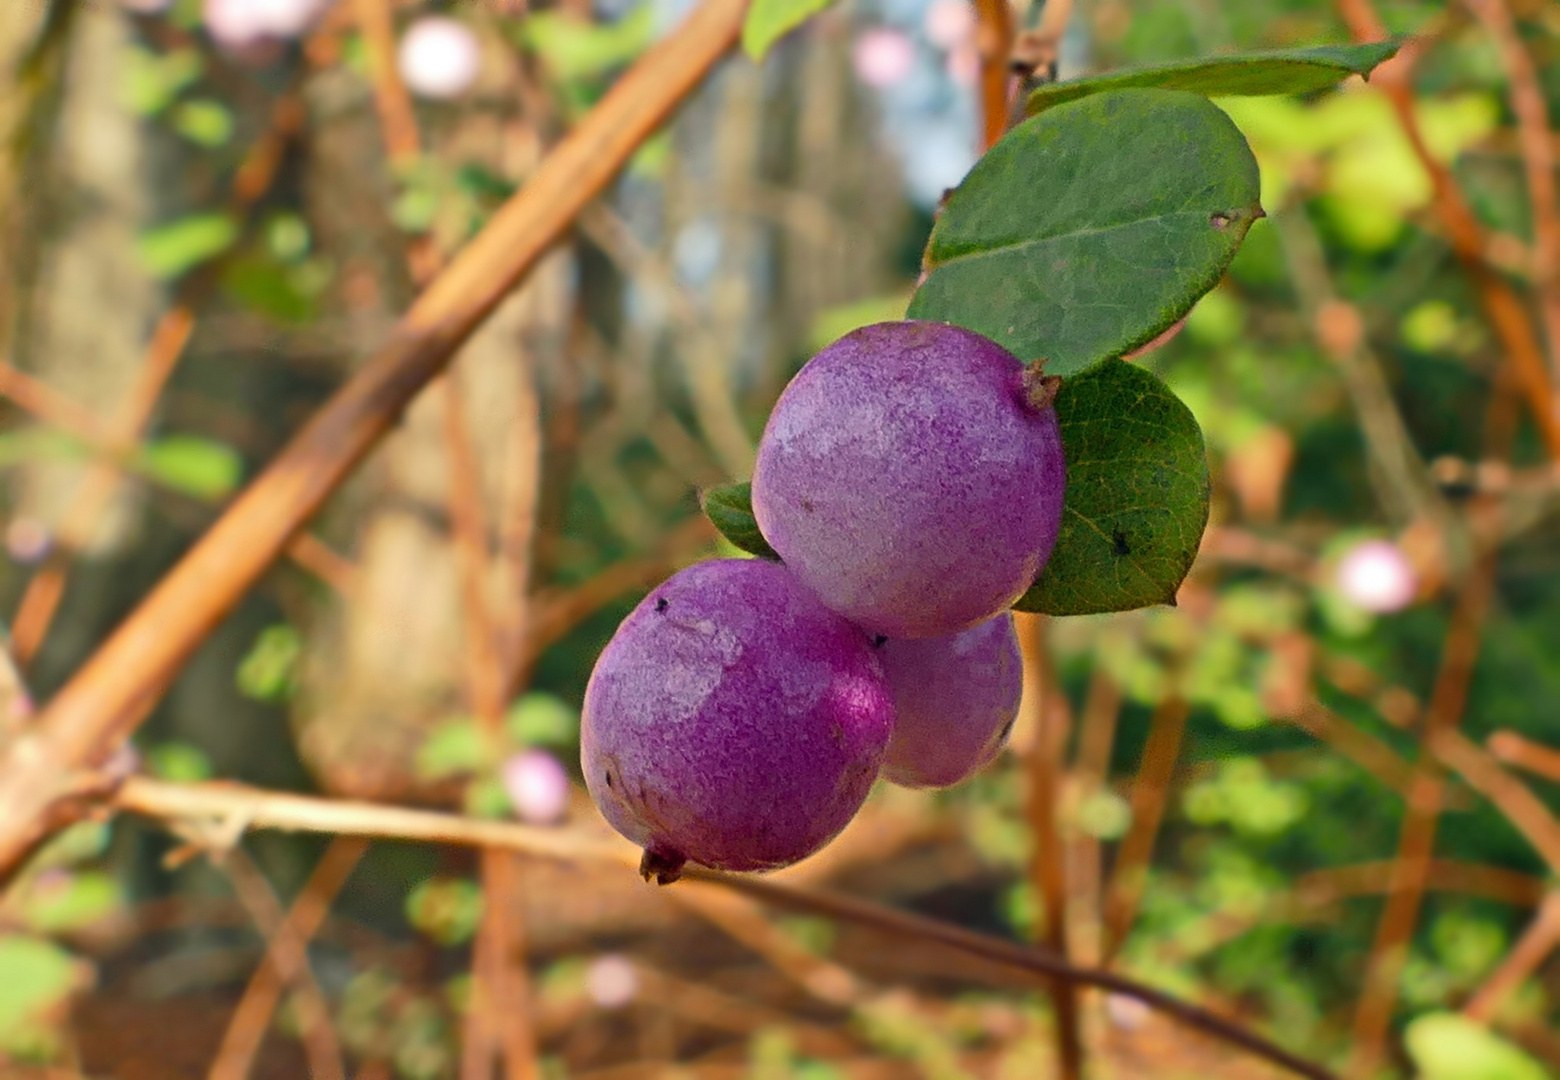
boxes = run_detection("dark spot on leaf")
[655,598,669,613]
[1112,529,1131,556]
[1211,212,1232,229]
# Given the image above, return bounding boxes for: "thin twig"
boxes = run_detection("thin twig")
[1347,550,1501,1078]
[1487,729,1560,786]
[1430,729,1560,875]
[208,837,367,1080]
[205,846,347,1080]
[1101,694,1189,960]
[1015,612,1082,1080]
[113,776,1340,1080]
[1461,0,1560,395]
[1066,667,1122,968]
[972,0,1015,150]
[1334,0,1560,457]
[1463,891,1560,1022]
[0,0,751,882]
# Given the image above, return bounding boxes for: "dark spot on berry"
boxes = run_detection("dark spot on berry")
[604,770,615,789]
[997,715,1017,744]
[1112,530,1131,556]
[800,498,816,513]
[873,635,888,648]
[655,597,669,613]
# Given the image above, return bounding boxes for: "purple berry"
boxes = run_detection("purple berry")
[751,321,1066,639]
[582,559,895,881]
[879,613,1023,788]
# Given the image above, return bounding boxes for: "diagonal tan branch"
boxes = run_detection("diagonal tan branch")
[0,0,750,883]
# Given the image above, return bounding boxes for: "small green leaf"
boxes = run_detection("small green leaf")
[700,482,781,562]
[416,719,491,781]
[221,257,318,325]
[146,741,212,783]
[135,214,239,279]
[20,871,125,934]
[405,879,484,947]
[1015,360,1210,616]
[136,434,244,500]
[505,693,578,748]
[519,7,654,81]
[908,89,1262,376]
[807,293,911,353]
[1405,1012,1554,1080]
[171,98,233,147]
[1026,41,1402,115]
[235,625,302,703]
[0,935,81,1059]
[742,0,835,61]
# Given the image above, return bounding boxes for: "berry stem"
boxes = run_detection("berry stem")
[1022,363,1063,413]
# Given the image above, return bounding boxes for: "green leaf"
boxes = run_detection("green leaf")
[19,871,125,934]
[235,625,302,703]
[135,214,239,279]
[700,482,781,562]
[1015,360,1210,616]
[416,719,491,781]
[136,434,244,500]
[1405,1012,1555,1080]
[742,0,835,61]
[405,879,484,947]
[519,7,654,82]
[0,935,81,1059]
[907,89,1262,377]
[221,257,318,325]
[807,293,911,353]
[505,693,578,748]
[146,741,212,783]
[1026,42,1402,115]
[171,98,233,147]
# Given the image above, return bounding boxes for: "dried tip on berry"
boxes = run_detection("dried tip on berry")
[1022,367,1063,413]
[639,845,686,885]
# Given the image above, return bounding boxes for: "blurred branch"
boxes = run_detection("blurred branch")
[1289,700,1418,793]
[1348,547,1501,1078]
[1487,729,1560,784]
[1430,729,1560,875]
[208,837,367,1080]
[1015,613,1082,1080]
[8,91,307,666]
[1335,0,1560,458]
[0,0,751,883]
[199,846,346,1080]
[1461,0,1560,385]
[972,0,1016,150]
[1101,694,1189,960]
[1463,890,1560,1023]
[112,775,1340,1080]
[575,204,755,480]
[1274,208,1450,532]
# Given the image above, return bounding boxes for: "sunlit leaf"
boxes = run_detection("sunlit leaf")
[1027,42,1402,115]
[909,89,1262,376]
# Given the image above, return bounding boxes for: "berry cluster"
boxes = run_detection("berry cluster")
[582,321,1067,883]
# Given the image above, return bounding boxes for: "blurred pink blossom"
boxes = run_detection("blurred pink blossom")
[501,750,570,825]
[923,0,974,49]
[852,28,915,89]
[6,518,52,564]
[585,954,639,1009]
[1336,539,1417,613]
[398,17,482,101]
[203,0,335,51]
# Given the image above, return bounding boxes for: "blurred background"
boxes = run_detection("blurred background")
[0,0,1557,1077]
